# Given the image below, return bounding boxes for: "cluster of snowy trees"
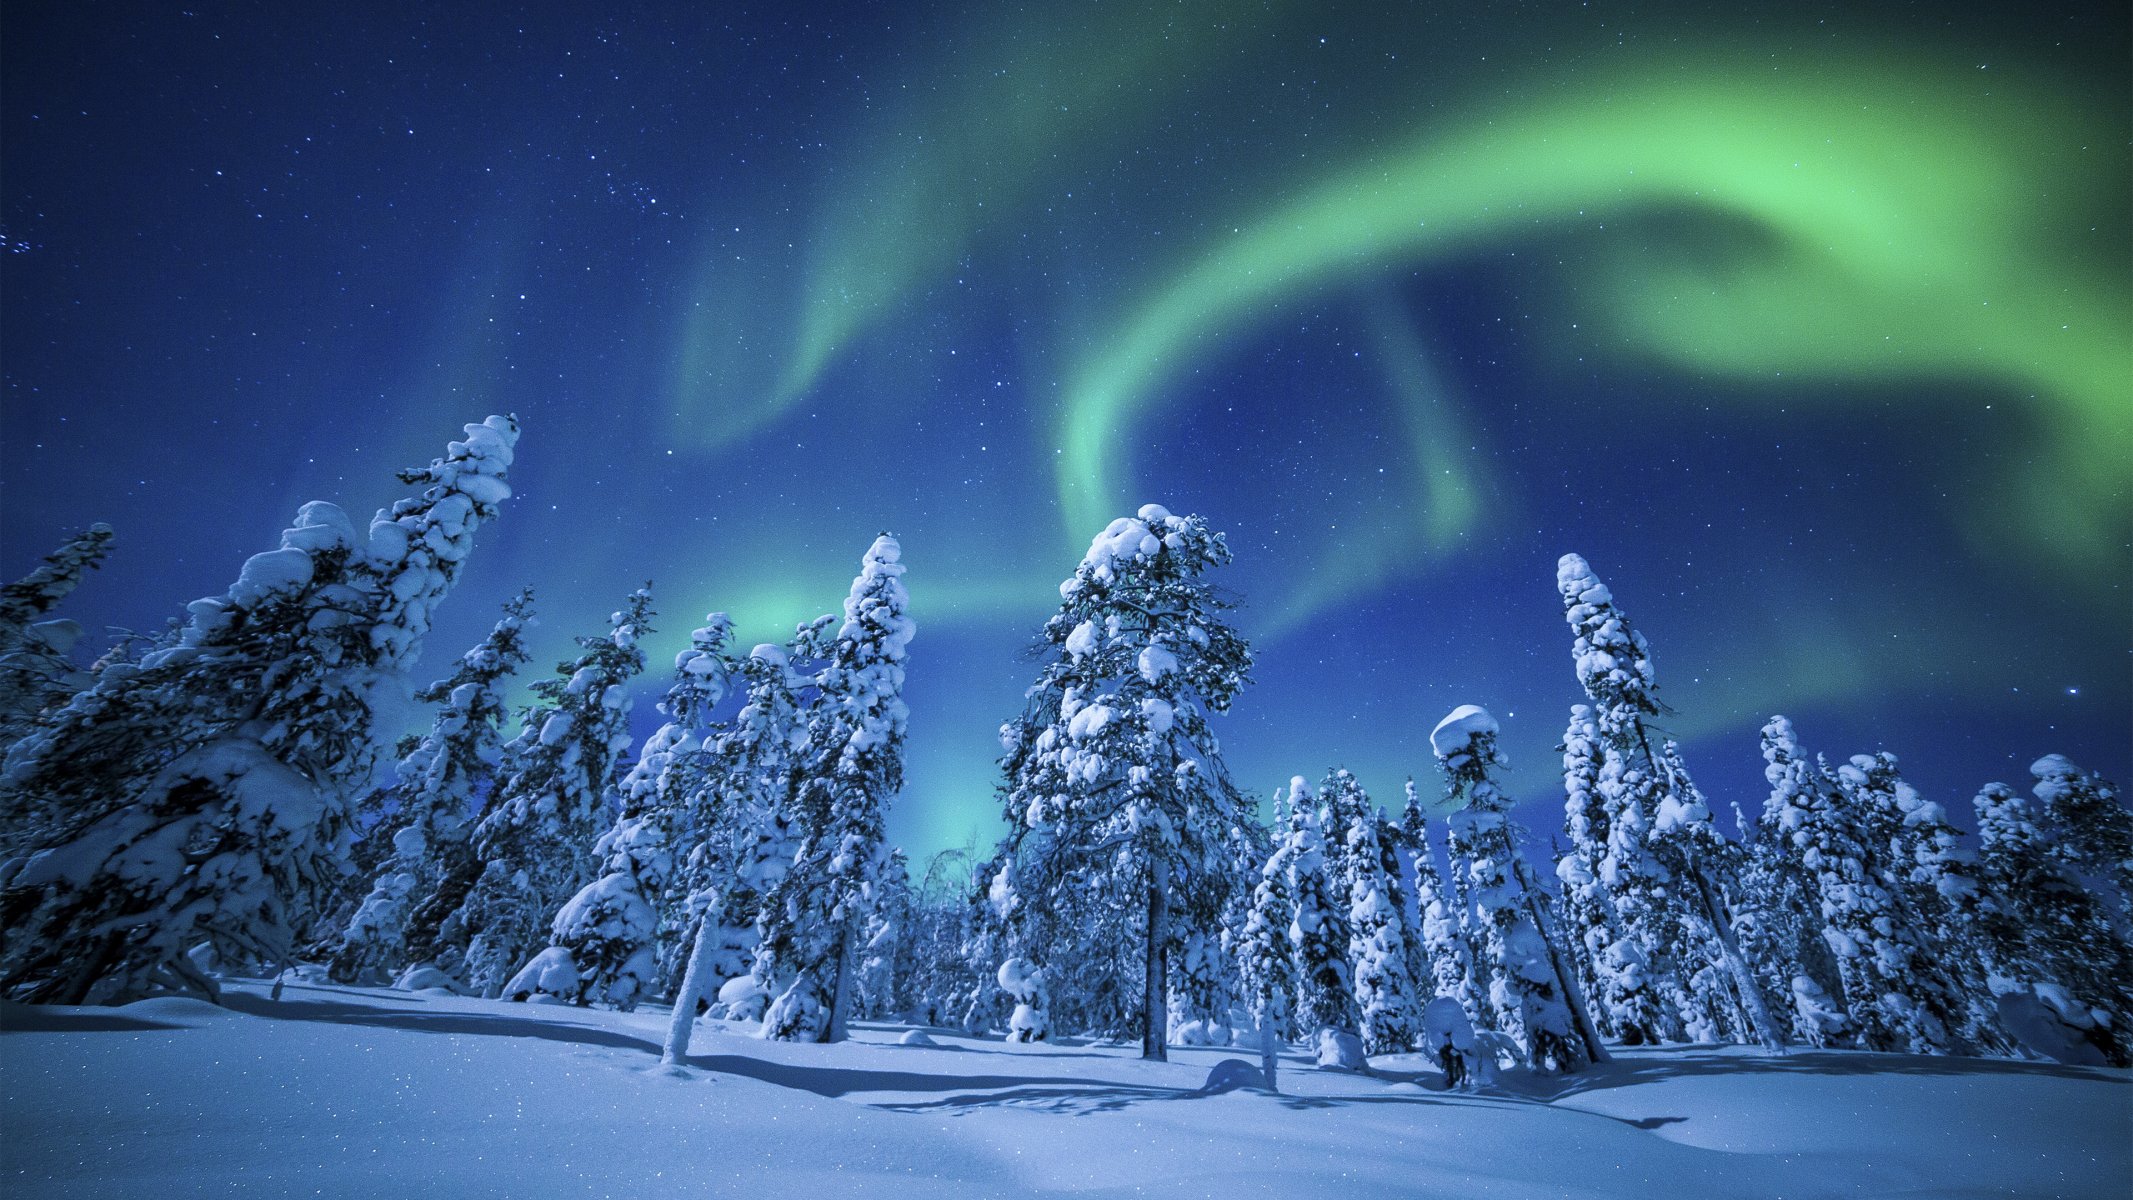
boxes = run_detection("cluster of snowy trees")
[0,419,919,1053]
[3,474,2125,1078]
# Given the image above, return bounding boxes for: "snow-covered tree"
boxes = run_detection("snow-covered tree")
[1740,716,1852,1047]
[1971,783,2132,1066]
[1325,777,1421,1055]
[329,589,536,983]
[1435,705,1585,1071]
[1554,553,1781,1049]
[856,848,913,1020]
[1233,833,1298,1092]
[758,535,914,1043]
[1402,789,1478,1015]
[0,417,517,1004]
[1553,704,1617,1038]
[2031,755,2132,930]
[992,505,1253,1060]
[664,637,816,1065]
[0,523,115,777]
[1283,778,1363,1068]
[0,523,115,653]
[518,614,731,1010]
[451,587,651,999]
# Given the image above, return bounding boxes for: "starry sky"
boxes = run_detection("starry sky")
[4,1,2127,860]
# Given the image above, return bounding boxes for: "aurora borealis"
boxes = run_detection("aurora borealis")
[3,1,2126,858]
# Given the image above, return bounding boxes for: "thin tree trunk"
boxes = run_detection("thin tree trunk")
[1142,868,1168,1062]
[1259,999,1280,1094]
[1522,891,1611,1065]
[663,913,720,1066]
[1687,855,1786,1052]
[825,914,857,1044]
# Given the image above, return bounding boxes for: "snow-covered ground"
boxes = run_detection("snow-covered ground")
[4,980,2126,1199]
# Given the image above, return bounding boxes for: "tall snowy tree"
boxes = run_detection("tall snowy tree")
[518,614,732,1010]
[757,535,914,1043]
[1554,553,1781,1050]
[2031,755,2132,930]
[992,505,1253,1061]
[1743,716,1853,1047]
[1553,704,1617,1039]
[1233,832,1298,1092]
[449,587,652,999]
[1283,777,1364,1067]
[0,416,518,1004]
[664,637,816,1065]
[1971,783,2132,1066]
[1435,705,1586,1071]
[1314,771,1421,1055]
[329,589,536,984]
[0,523,115,772]
[1406,804,1477,1016]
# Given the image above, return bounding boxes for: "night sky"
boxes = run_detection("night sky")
[4,2,2126,860]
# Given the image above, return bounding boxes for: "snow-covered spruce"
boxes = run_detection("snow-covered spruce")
[1282,778,1364,1068]
[329,589,536,984]
[1315,771,1421,1054]
[1971,782,2133,1066]
[1738,716,1853,1048]
[518,614,732,1010]
[990,506,1253,1060]
[1553,554,1781,1051]
[757,535,913,1043]
[452,587,651,999]
[1232,831,1299,1092]
[1403,790,1479,1019]
[1434,706,1585,1072]
[0,417,518,1004]
[1553,704,1620,1040]
[0,523,115,781]
[2031,755,2132,931]
[663,638,815,1064]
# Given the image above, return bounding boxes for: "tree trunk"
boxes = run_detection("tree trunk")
[1258,998,1281,1093]
[825,914,857,1044]
[1687,854,1786,1052]
[662,913,720,1065]
[1142,868,1169,1061]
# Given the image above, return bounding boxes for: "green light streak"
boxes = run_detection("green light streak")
[1059,53,2129,570]
[1258,286,1486,639]
[665,1,1289,450]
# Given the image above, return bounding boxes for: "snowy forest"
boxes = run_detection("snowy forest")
[1,414,2128,1090]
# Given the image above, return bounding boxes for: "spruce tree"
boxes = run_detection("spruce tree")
[758,535,913,1042]
[1435,705,1586,1071]
[2031,755,2132,929]
[0,523,115,774]
[992,505,1253,1061]
[1744,717,1853,1047]
[1321,774,1421,1054]
[1554,704,1618,1039]
[330,589,535,983]
[1283,778,1363,1067]
[1404,791,1478,1014]
[1234,834,1298,1092]
[525,614,731,1010]
[1972,783,2132,1066]
[451,587,652,998]
[0,417,517,1004]
[664,638,815,1064]
[1554,553,1782,1049]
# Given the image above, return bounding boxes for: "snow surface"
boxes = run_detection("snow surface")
[3,980,2127,1199]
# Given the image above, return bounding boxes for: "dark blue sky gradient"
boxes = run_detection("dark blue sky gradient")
[4,2,2126,861]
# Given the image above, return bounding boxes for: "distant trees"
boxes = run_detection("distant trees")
[0,473,2121,1088]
